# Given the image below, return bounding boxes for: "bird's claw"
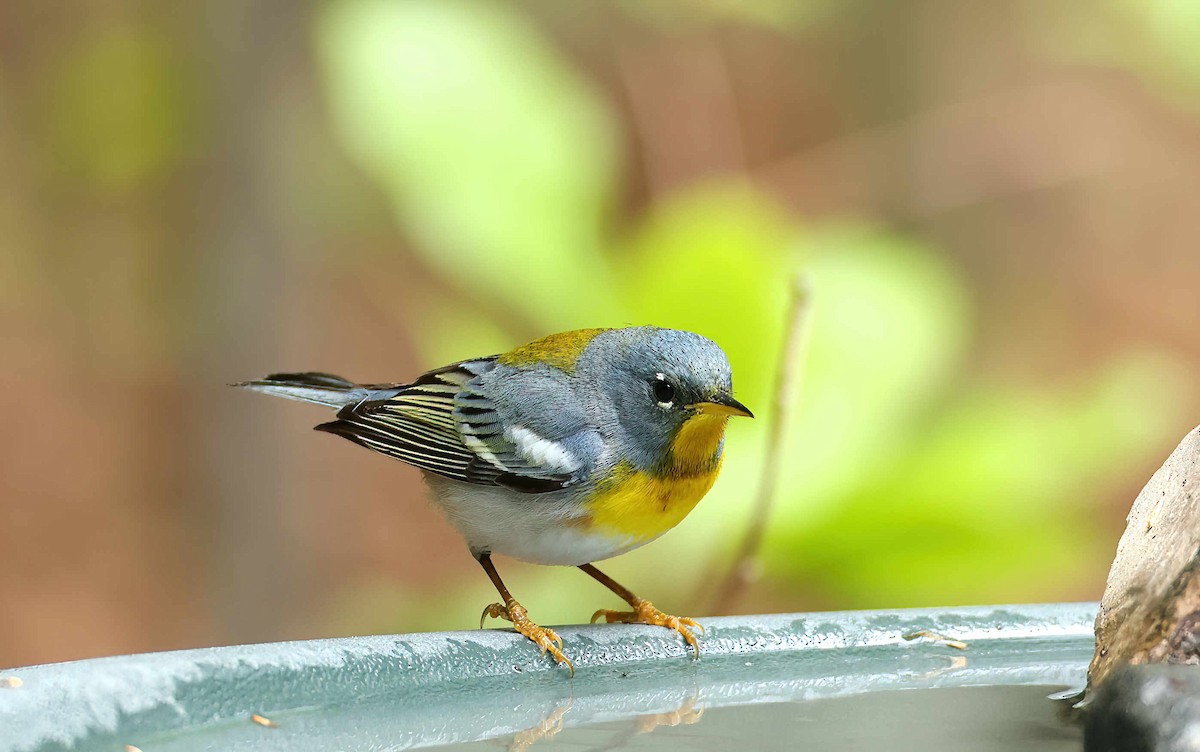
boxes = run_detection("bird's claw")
[591,598,704,658]
[481,601,574,675]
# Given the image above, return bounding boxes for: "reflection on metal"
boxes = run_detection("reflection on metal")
[635,692,705,733]
[917,653,971,680]
[0,603,1096,752]
[507,697,572,752]
[902,629,970,650]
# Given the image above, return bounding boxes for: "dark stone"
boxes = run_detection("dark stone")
[1085,664,1200,752]
[1169,610,1200,663]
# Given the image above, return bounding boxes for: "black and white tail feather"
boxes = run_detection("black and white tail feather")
[235,362,579,494]
[237,372,370,408]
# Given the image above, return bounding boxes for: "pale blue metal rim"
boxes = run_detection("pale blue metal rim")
[0,602,1097,752]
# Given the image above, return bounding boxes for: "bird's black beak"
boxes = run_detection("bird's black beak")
[690,393,754,419]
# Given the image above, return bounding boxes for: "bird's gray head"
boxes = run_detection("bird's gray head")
[578,327,752,476]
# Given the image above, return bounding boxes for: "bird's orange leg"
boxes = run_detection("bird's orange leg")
[477,553,574,675]
[579,563,704,658]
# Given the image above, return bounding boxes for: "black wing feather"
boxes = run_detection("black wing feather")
[314,358,578,493]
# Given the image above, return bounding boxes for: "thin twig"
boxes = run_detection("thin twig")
[704,273,813,614]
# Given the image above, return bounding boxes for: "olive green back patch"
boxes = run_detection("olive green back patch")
[497,328,611,374]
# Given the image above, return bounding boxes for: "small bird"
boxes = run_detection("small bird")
[237,326,751,672]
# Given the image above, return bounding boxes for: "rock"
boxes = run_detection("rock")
[1085,664,1200,752]
[1089,426,1200,693]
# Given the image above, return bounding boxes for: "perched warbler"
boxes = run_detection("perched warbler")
[237,326,752,673]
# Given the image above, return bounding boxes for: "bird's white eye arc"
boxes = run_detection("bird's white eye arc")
[652,372,675,407]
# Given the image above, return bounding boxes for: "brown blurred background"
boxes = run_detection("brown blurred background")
[3,0,1199,668]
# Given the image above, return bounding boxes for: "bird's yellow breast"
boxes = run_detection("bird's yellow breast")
[586,414,728,542]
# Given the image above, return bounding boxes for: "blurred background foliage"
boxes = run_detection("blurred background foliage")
[2,0,1198,667]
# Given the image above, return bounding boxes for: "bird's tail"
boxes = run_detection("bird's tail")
[233,372,369,409]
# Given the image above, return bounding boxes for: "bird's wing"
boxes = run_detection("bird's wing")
[315,358,592,493]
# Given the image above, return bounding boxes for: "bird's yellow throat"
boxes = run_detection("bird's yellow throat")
[586,413,729,542]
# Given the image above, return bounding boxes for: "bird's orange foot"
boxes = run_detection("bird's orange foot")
[481,601,574,675]
[591,598,705,658]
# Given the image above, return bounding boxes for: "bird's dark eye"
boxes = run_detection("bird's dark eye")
[652,375,675,405]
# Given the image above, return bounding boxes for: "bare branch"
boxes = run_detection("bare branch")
[704,273,813,615]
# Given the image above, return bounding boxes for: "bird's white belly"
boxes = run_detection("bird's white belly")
[423,476,651,565]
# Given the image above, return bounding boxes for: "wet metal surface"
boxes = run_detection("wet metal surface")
[433,685,1081,751]
[0,603,1096,751]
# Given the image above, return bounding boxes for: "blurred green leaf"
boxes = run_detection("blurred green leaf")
[767,350,1189,607]
[318,0,620,326]
[774,226,971,517]
[1112,0,1200,87]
